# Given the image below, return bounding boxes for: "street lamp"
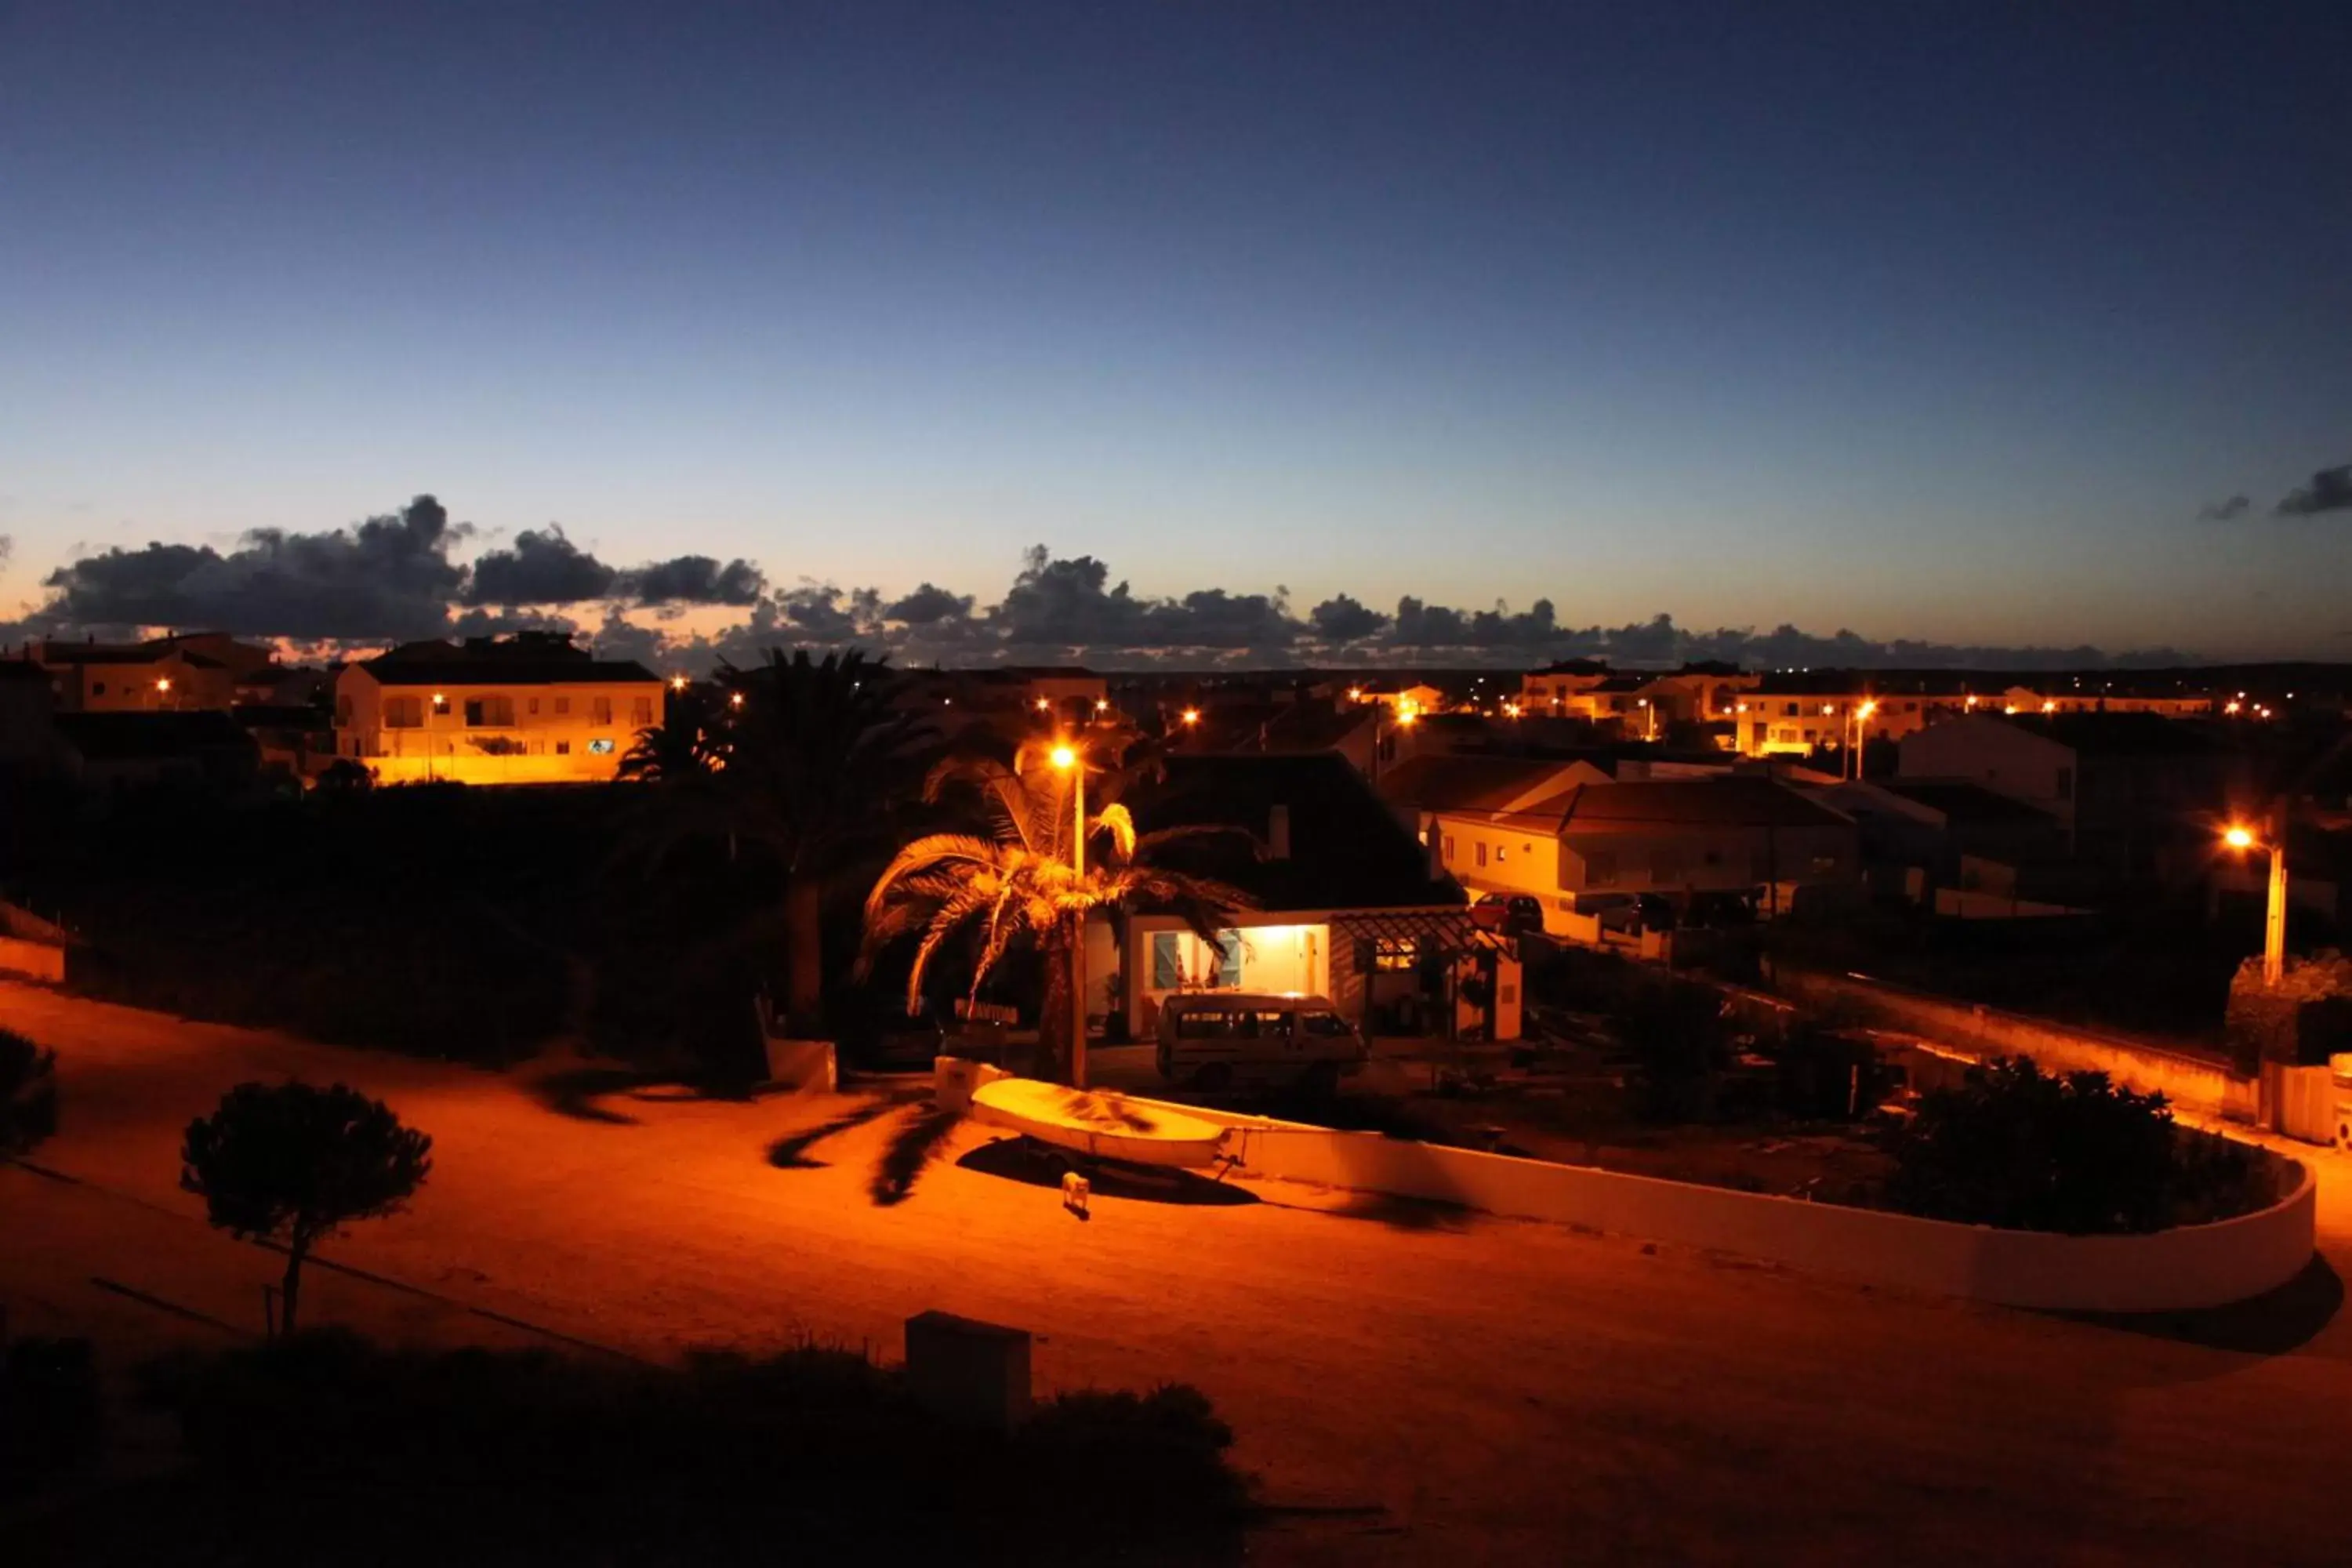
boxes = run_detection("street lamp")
[1848,699,1878,780]
[1050,742,1089,1087]
[670,675,688,692]
[2223,820,2288,987]
[1180,707,1200,729]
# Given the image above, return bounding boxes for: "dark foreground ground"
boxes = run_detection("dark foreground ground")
[5,978,2351,1565]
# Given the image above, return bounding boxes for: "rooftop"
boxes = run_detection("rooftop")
[1138,752,1460,911]
[1875,779,2060,826]
[1377,754,1600,817]
[1556,777,1853,833]
[354,656,662,688]
[1993,712,2225,757]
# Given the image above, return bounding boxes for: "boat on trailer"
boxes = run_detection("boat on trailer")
[969,1078,1231,1171]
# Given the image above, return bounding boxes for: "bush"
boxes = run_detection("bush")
[1885,1057,2269,1234]
[1772,1023,1891,1121]
[115,1330,1249,1563]
[1,1337,101,1492]
[1617,979,1733,1122]
[0,1028,59,1156]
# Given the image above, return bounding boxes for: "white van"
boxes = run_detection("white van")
[1155,993,1368,1094]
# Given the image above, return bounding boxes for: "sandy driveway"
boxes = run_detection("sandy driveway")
[8,978,2352,1565]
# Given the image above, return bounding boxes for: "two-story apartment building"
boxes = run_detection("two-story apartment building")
[1896,712,2240,884]
[31,632,279,713]
[335,635,665,785]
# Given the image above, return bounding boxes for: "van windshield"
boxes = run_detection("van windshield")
[1297,1011,1353,1037]
[1174,1008,1290,1039]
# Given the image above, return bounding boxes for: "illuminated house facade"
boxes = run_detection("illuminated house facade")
[335,637,664,785]
[1096,751,1515,1039]
[31,632,278,713]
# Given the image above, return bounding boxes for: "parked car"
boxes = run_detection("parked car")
[1590,893,1676,935]
[1472,891,1546,936]
[1156,993,1369,1094]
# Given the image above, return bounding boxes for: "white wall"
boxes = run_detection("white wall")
[1113,1088,2314,1313]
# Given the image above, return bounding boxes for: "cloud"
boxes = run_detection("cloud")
[16,510,2206,673]
[623,554,768,606]
[38,495,467,641]
[2276,463,2352,517]
[2198,495,2251,522]
[884,583,975,624]
[1309,593,1386,641]
[463,525,617,606]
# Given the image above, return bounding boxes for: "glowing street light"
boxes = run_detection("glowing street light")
[729,691,745,709]
[2223,820,2288,987]
[670,675,688,691]
[1035,697,1051,713]
[1180,708,1200,728]
[1050,741,1090,1088]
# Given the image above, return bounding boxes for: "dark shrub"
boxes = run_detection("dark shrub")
[1886,1056,2268,1234]
[0,1028,59,1156]
[1617,979,1733,1122]
[1,1336,101,1490]
[1773,1023,1891,1121]
[129,1331,1247,1563]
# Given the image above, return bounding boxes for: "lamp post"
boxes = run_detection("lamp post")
[1051,742,1089,1088]
[2224,821,2288,987]
[1847,699,1878,781]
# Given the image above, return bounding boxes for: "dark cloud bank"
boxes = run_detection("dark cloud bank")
[14,495,2198,673]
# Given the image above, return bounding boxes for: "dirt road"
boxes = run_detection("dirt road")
[7,978,2350,1565]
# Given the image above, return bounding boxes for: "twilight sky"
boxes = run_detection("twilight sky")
[2,1,2349,666]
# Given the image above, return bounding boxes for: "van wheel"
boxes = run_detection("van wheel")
[1194,1063,1232,1093]
[1301,1062,1341,1100]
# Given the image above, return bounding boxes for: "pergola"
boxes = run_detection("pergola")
[1327,908,1519,1040]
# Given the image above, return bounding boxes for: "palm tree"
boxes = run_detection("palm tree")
[688,650,925,1033]
[619,683,721,782]
[861,741,1254,1084]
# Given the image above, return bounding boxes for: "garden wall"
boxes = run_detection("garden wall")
[1784,969,2256,1123]
[932,1062,2314,1311]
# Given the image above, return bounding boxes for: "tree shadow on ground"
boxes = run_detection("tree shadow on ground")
[869,1104,966,1207]
[1311,1189,1472,1232]
[2046,1253,2343,1356]
[956,1135,1261,1207]
[765,1097,902,1169]
[530,1065,756,1125]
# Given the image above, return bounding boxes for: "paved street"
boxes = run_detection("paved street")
[8,978,2352,1565]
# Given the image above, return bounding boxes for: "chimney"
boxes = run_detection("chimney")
[1268,804,1291,860]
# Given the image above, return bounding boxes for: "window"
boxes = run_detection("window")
[1784,702,1798,716]
[1810,853,1841,874]
[1373,938,1417,972]
[632,696,654,727]
[555,741,571,756]
[1151,931,1185,990]
[1496,844,1508,862]
[591,696,612,725]
[1298,1011,1352,1037]
[554,696,571,716]
[1475,841,1489,868]
[464,694,515,728]
[336,695,354,725]
[385,695,423,728]
[93,681,106,696]
[1211,931,1243,989]
[1587,850,1619,887]
[1442,834,1455,863]
[528,696,540,716]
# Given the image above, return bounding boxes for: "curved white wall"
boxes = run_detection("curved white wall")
[1131,1086,2316,1312]
[935,1064,2317,1312]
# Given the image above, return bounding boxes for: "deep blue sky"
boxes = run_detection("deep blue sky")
[3,1,2348,659]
